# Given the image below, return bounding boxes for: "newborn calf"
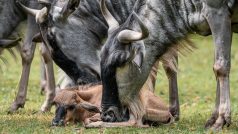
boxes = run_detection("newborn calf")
[52,80,173,127]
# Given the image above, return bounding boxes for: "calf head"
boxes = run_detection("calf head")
[52,89,100,126]
[99,0,149,122]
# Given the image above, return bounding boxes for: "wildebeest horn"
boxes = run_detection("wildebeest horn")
[18,2,48,24]
[0,38,21,48]
[38,0,51,4]
[100,0,119,32]
[117,12,149,43]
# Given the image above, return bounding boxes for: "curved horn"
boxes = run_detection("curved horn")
[0,38,21,48]
[18,2,48,23]
[18,2,40,17]
[38,0,51,4]
[117,12,149,43]
[100,0,119,32]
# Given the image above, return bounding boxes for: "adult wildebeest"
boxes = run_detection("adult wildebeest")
[98,0,238,130]
[23,0,181,121]
[0,0,56,112]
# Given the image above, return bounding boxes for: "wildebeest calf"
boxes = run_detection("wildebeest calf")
[52,77,173,127]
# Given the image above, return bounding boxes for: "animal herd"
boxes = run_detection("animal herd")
[0,0,238,131]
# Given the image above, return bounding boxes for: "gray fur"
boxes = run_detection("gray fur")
[99,0,238,130]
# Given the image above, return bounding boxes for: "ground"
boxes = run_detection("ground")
[0,34,238,134]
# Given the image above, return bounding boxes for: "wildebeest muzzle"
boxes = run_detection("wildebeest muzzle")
[52,106,67,126]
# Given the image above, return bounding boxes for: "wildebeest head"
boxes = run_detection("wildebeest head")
[99,0,149,122]
[52,89,100,126]
[100,0,148,71]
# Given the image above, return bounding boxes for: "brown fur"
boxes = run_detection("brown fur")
[53,76,173,127]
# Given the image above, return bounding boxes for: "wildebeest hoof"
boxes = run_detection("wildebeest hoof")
[40,102,52,112]
[8,102,25,113]
[205,113,218,129]
[101,106,123,122]
[169,107,180,121]
[205,113,231,131]
[51,119,65,126]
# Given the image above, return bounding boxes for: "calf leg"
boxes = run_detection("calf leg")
[39,43,56,112]
[9,15,38,113]
[145,108,173,124]
[163,55,179,121]
[203,2,232,130]
[85,114,147,128]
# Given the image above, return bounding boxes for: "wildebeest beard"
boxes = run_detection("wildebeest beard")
[100,51,130,122]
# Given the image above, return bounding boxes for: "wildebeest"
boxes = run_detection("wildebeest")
[23,0,181,121]
[98,0,238,130]
[0,0,56,112]
[52,72,173,127]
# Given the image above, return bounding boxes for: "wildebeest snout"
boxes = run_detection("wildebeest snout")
[51,106,67,126]
[51,118,65,126]
[101,106,128,122]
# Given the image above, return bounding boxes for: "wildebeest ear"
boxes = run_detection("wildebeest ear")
[132,42,145,69]
[78,102,101,113]
[133,52,143,69]
[61,0,80,17]
[0,38,21,48]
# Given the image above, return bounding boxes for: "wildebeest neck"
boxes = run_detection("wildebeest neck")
[0,0,26,38]
[47,34,100,84]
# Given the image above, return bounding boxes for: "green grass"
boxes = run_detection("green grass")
[0,34,238,134]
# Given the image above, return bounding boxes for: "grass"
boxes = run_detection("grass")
[0,34,238,134]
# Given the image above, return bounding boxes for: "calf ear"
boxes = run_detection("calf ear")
[78,102,101,113]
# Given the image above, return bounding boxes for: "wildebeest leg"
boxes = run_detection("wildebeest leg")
[40,58,47,94]
[163,55,179,121]
[203,2,232,130]
[39,43,56,112]
[9,15,38,113]
[205,81,220,128]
